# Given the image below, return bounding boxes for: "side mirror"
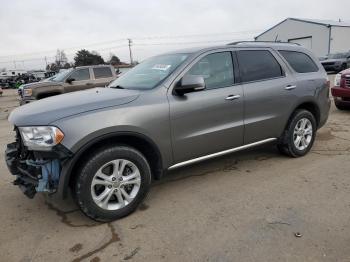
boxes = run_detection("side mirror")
[66,78,74,84]
[174,75,205,95]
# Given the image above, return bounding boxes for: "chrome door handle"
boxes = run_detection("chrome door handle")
[225,94,241,100]
[285,85,296,90]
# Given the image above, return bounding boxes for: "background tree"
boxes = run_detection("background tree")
[55,49,68,67]
[74,49,105,66]
[109,53,121,66]
[46,63,59,72]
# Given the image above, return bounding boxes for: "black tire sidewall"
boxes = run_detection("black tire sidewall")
[286,110,317,157]
[75,146,151,222]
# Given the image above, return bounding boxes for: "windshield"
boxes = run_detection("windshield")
[51,69,73,82]
[328,53,347,59]
[108,53,189,90]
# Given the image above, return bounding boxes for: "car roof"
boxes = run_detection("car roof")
[164,42,308,55]
[74,64,112,69]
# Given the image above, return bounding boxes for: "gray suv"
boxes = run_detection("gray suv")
[5,42,330,221]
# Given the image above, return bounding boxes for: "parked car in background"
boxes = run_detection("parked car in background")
[6,42,330,221]
[20,65,117,105]
[331,69,350,110]
[321,52,350,72]
[0,87,3,96]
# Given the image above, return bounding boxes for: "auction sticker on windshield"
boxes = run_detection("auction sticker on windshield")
[152,64,171,71]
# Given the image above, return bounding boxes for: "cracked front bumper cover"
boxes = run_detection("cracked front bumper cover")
[5,136,73,198]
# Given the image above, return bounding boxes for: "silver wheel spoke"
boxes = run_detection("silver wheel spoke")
[115,190,125,207]
[92,178,111,187]
[295,135,302,147]
[122,178,141,186]
[95,170,111,182]
[120,188,133,203]
[300,119,307,129]
[94,188,112,205]
[304,127,312,135]
[122,171,141,186]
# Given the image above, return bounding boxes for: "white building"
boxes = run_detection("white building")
[255,18,350,57]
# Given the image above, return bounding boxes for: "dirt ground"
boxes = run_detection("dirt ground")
[1,78,350,262]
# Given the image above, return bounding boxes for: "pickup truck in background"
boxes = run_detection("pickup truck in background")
[331,68,350,110]
[20,65,117,105]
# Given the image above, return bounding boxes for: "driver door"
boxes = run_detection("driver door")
[168,51,244,164]
[63,68,93,93]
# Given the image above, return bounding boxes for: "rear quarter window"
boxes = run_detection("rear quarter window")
[93,67,113,79]
[279,50,319,73]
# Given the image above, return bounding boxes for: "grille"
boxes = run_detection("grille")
[346,77,350,88]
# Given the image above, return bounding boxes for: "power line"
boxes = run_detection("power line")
[0,29,262,59]
[134,38,251,46]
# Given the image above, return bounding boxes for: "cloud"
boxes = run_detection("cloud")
[0,0,349,69]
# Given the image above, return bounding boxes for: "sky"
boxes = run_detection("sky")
[0,0,349,70]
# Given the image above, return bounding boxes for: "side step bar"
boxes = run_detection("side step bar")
[168,138,277,170]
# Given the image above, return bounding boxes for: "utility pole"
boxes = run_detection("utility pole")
[128,38,134,65]
[44,56,48,68]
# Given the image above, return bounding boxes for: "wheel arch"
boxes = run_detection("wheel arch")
[293,101,320,127]
[36,91,63,100]
[58,131,164,198]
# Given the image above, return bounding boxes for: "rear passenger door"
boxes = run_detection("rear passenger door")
[92,67,115,87]
[236,49,297,144]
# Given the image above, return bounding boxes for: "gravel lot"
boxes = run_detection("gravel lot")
[1,77,350,262]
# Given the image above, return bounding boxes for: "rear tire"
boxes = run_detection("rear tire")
[74,145,152,222]
[277,109,316,157]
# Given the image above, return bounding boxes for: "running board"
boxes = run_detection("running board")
[168,138,277,170]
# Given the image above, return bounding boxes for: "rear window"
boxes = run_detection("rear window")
[237,50,284,83]
[93,67,113,79]
[279,51,318,73]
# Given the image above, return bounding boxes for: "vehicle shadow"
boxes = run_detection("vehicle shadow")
[44,143,283,223]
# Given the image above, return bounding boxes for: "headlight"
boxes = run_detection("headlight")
[23,88,32,97]
[18,126,64,151]
[334,73,342,86]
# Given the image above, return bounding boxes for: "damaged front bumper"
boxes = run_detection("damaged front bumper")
[5,132,72,198]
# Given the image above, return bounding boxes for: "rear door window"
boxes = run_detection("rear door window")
[69,69,90,81]
[93,67,113,79]
[279,50,319,73]
[237,50,284,83]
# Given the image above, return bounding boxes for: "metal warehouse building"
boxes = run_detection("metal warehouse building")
[255,18,350,57]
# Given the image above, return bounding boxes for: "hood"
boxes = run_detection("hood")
[340,68,350,76]
[22,81,62,89]
[321,58,346,64]
[9,87,140,126]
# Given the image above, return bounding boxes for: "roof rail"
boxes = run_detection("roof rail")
[228,41,300,46]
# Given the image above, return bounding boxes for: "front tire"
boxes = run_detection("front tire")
[74,145,152,222]
[277,109,316,157]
